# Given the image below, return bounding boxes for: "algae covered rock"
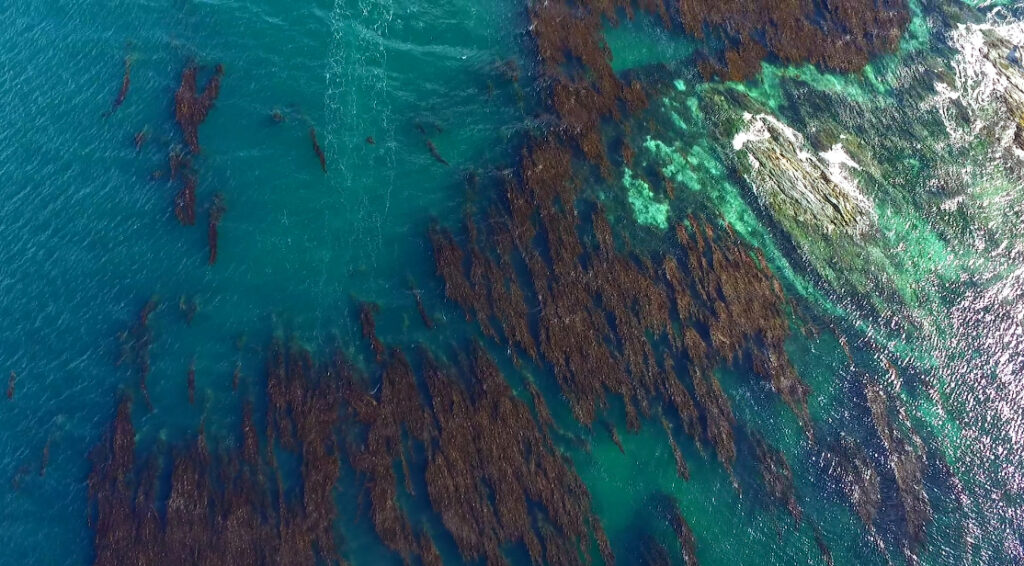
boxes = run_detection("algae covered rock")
[732,112,877,238]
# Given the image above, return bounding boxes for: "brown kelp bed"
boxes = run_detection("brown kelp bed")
[87,0,944,564]
[90,335,613,566]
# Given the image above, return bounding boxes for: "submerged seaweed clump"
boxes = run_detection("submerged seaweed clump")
[753,435,802,523]
[170,64,224,228]
[676,0,910,79]
[116,299,157,410]
[347,342,613,565]
[865,379,933,553]
[104,56,132,117]
[173,173,197,226]
[651,492,699,566]
[433,201,811,474]
[830,436,883,529]
[207,193,226,265]
[310,128,327,173]
[175,64,224,155]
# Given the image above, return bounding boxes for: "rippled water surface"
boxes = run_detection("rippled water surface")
[3,0,1024,564]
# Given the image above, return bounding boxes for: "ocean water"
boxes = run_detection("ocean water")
[3,0,1024,564]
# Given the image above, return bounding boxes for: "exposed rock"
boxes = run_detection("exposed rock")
[733,112,876,237]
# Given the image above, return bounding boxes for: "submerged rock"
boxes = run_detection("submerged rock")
[623,167,669,229]
[865,379,933,554]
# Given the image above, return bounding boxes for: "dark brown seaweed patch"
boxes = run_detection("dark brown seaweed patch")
[175,63,224,155]
[174,174,197,226]
[207,193,225,265]
[310,128,327,173]
[103,57,132,117]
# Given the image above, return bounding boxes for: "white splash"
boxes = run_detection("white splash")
[731,112,770,150]
[820,143,862,171]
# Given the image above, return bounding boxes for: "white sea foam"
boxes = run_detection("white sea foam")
[934,16,1024,151]
[731,112,769,150]
[820,143,862,171]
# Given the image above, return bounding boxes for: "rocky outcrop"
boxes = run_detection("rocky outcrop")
[733,112,876,237]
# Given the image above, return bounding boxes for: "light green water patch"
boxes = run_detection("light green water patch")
[876,202,961,294]
[785,331,853,428]
[903,0,934,53]
[809,192,996,487]
[739,62,890,109]
[866,154,1024,463]
[623,167,670,229]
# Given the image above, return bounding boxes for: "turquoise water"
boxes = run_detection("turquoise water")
[0,1,524,562]
[3,0,1024,564]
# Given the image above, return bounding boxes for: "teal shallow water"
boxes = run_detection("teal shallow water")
[2,0,1024,564]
